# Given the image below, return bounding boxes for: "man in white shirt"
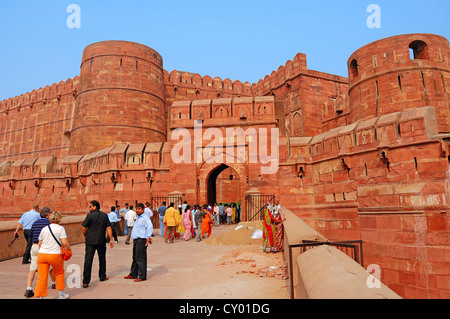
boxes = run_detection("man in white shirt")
[119,203,130,235]
[124,206,136,245]
[144,202,153,219]
[213,203,220,226]
[144,202,155,237]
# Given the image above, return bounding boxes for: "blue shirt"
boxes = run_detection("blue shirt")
[157,206,167,217]
[108,211,120,223]
[18,210,41,230]
[131,213,153,240]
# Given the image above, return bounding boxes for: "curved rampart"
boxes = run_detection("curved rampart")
[347,33,450,132]
[69,41,167,155]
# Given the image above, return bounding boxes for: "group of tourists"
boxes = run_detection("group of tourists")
[14,199,244,299]
[14,200,154,299]
[157,201,239,243]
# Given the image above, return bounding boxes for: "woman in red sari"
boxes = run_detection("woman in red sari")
[273,202,286,252]
[262,207,277,253]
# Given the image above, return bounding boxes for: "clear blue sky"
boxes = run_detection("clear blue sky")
[0,0,449,100]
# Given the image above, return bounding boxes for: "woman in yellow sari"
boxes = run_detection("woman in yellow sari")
[231,203,236,224]
[177,205,184,235]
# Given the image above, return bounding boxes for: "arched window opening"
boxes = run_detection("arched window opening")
[350,59,359,77]
[409,40,429,60]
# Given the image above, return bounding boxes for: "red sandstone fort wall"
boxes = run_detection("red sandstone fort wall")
[280,105,450,298]
[0,77,79,162]
[251,53,350,138]
[1,35,450,299]
[0,142,172,217]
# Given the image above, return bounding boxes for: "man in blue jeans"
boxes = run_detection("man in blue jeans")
[81,200,114,288]
[157,202,167,237]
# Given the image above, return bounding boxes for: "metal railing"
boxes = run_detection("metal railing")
[151,195,183,209]
[245,194,275,221]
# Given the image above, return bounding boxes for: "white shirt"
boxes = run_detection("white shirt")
[125,210,137,227]
[38,224,67,254]
[144,207,153,219]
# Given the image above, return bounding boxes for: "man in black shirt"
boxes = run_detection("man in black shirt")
[81,200,114,288]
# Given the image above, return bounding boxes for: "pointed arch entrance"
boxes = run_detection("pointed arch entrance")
[197,152,248,220]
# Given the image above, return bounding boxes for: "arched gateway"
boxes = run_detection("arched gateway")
[206,164,240,205]
[197,156,248,220]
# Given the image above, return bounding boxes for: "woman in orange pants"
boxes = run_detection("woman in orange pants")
[35,212,71,299]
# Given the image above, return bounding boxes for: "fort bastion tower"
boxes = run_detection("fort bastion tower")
[347,34,450,132]
[69,41,167,155]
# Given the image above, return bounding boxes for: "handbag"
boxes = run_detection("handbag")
[47,225,72,261]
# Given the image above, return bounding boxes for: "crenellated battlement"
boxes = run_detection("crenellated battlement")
[163,69,253,101]
[0,76,80,114]
[251,53,348,97]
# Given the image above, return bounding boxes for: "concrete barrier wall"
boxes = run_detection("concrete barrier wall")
[0,216,86,261]
[296,245,401,299]
[283,208,401,299]
[283,208,327,297]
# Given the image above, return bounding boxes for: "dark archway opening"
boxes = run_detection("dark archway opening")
[349,59,359,78]
[207,164,240,205]
[207,164,229,205]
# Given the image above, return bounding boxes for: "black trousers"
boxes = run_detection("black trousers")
[129,238,147,280]
[83,244,107,284]
[22,229,33,263]
[107,222,118,242]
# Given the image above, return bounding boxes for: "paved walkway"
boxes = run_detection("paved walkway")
[0,225,289,299]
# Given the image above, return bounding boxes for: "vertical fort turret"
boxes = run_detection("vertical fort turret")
[347,34,450,133]
[69,41,166,155]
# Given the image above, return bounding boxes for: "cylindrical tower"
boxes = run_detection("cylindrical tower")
[347,33,450,133]
[69,41,166,155]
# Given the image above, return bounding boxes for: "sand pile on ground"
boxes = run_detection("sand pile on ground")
[204,220,264,246]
